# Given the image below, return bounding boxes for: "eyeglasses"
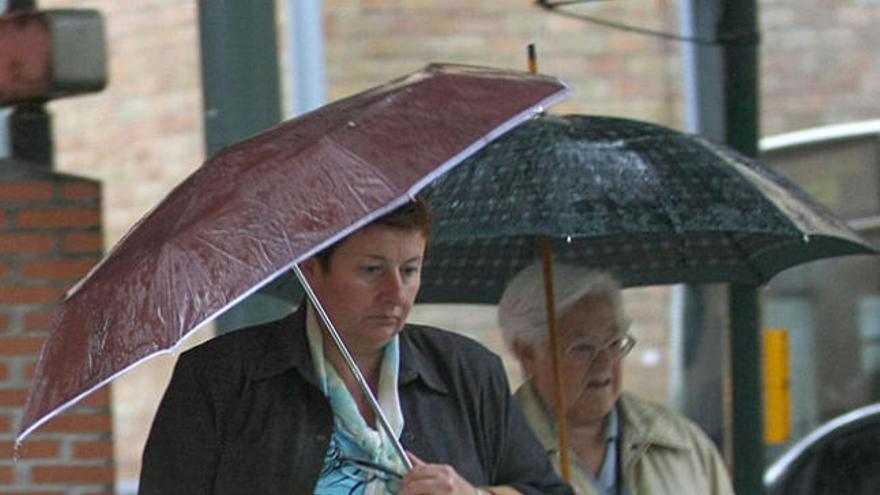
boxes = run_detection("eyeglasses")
[562,334,636,363]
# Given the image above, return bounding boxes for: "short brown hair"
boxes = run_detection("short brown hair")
[315,196,431,270]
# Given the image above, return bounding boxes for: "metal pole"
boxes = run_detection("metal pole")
[679,2,765,492]
[196,0,284,333]
[197,0,281,156]
[729,284,765,494]
[674,0,727,454]
[721,2,765,493]
[286,0,327,116]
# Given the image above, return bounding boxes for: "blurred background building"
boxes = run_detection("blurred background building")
[1,0,878,493]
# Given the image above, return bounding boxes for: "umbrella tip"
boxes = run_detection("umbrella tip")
[12,438,23,462]
[527,43,538,74]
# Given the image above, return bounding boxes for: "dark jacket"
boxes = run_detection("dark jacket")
[139,306,572,495]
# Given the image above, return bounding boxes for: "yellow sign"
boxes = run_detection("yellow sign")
[764,329,791,444]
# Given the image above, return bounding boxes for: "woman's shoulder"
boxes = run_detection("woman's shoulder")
[176,313,299,370]
[619,393,719,452]
[403,323,499,359]
[400,323,507,383]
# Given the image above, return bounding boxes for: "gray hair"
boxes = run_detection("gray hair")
[497,261,630,348]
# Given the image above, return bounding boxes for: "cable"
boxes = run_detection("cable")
[535,0,757,46]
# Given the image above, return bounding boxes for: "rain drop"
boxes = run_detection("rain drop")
[565,236,573,243]
[347,121,357,128]
[802,234,810,243]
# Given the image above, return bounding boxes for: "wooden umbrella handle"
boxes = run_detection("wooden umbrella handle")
[539,236,571,482]
[530,44,571,483]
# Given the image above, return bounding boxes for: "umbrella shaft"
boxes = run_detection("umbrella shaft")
[292,265,413,472]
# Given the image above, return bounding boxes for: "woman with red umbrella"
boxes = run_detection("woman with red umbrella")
[138,198,572,495]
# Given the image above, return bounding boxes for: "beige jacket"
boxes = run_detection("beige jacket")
[515,382,735,495]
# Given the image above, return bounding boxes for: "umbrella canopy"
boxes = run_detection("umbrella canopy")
[18,63,570,442]
[418,113,876,303]
[416,112,876,483]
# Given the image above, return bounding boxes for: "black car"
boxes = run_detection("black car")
[764,403,880,494]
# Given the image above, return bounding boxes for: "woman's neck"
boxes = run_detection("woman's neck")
[568,415,609,476]
[324,341,383,426]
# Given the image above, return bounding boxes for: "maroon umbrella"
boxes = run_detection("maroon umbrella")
[18,63,570,442]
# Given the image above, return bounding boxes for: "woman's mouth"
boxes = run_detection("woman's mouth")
[368,315,401,325]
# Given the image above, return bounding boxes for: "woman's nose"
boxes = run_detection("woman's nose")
[379,271,407,303]
[589,346,615,369]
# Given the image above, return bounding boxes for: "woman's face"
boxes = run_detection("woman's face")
[526,295,625,426]
[303,224,427,357]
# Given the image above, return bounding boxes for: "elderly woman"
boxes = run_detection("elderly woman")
[497,261,734,495]
[139,199,571,495]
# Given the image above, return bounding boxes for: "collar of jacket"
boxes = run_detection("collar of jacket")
[618,392,691,452]
[516,382,690,453]
[250,303,448,395]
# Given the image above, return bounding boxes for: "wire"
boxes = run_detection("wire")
[538,0,609,6]
[535,0,750,46]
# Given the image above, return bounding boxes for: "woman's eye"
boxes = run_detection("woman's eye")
[568,343,596,355]
[360,265,382,274]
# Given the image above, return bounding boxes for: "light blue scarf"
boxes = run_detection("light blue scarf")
[307,306,406,495]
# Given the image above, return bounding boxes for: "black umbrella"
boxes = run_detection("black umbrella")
[415,113,876,482]
[418,114,875,302]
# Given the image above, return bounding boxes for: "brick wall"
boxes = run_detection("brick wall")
[761,0,880,134]
[0,162,112,494]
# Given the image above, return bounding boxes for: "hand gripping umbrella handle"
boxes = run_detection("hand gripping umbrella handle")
[292,264,414,472]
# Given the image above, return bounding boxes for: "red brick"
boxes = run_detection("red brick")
[0,388,28,407]
[73,439,113,459]
[0,362,9,381]
[61,183,100,201]
[0,182,55,202]
[0,439,61,459]
[21,259,99,280]
[0,464,13,483]
[0,285,64,305]
[39,413,112,434]
[0,336,46,355]
[17,208,101,229]
[0,414,12,433]
[0,312,9,332]
[0,210,5,228]
[2,491,65,495]
[60,232,103,253]
[24,311,53,331]
[31,465,114,484]
[0,233,55,253]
